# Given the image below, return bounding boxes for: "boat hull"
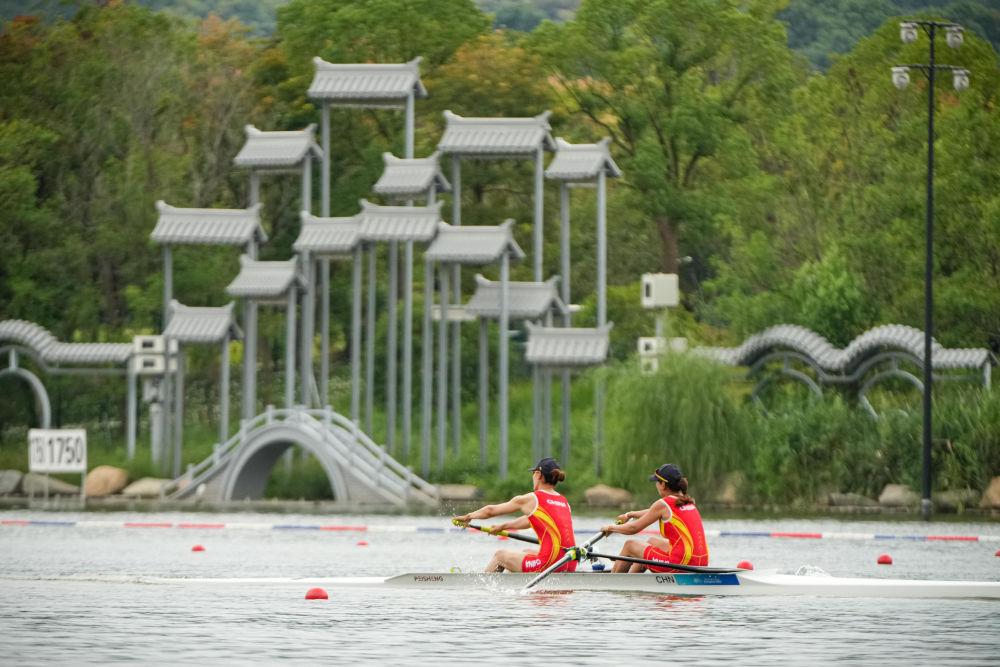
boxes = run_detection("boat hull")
[381,571,1000,599]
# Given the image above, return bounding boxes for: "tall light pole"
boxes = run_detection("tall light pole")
[891,20,970,521]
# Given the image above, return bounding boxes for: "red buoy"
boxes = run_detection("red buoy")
[498,536,509,541]
[191,545,205,552]
[995,549,999,557]
[305,587,328,600]
[737,560,753,570]
[357,540,368,546]
[877,553,893,565]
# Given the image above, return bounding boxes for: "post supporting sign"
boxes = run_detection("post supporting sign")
[28,429,87,501]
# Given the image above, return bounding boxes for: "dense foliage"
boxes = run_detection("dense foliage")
[1,0,999,501]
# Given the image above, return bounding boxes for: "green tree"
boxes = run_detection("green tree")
[532,0,803,278]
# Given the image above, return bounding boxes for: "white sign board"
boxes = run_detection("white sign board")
[28,429,87,474]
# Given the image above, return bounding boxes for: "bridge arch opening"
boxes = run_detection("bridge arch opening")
[222,424,350,501]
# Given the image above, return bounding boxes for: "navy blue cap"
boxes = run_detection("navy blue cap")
[529,457,561,476]
[649,463,683,486]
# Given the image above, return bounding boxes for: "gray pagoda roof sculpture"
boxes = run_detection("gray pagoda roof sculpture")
[424,220,525,265]
[233,125,323,170]
[357,199,443,243]
[545,137,622,184]
[306,57,428,455]
[308,57,427,109]
[225,256,303,300]
[526,322,613,367]
[162,301,242,345]
[161,300,242,465]
[151,201,267,246]
[373,151,451,202]
[543,136,622,472]
[696,324,995,418]
[293,212,361,257]
[226,256,305,415]
[438,110,557,158]
[465,275,566,321]
[435,111,556,478]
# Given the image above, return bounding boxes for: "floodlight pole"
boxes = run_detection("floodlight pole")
[893,19,967,521]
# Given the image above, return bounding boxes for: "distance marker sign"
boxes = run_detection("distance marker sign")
[28,429,87,474]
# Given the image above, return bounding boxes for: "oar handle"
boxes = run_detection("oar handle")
[452,520,540,545]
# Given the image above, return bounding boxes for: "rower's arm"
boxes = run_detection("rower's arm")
[492,515,531,533]
[601,500,664,535]
[455,493,532,523]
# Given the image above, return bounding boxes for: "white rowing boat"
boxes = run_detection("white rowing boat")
[378,570,1000,598]
[156,570,1000,599]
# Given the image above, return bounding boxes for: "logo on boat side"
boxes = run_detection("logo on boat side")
[413,575,444,582]
[655,575,677,584]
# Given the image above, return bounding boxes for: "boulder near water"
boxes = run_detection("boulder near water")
[85,465,129,497]
[121,478,170,498]
[0,470,24,495]
[980,476,1000,509]
[21,472,80,496]
[584,484,632,508]
[878,484,920,507]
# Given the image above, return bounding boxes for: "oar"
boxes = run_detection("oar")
[522,531,607,591]
[588,551,744,574]
[452,520,539,545]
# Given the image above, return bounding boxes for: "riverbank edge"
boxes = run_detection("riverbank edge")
[2,496,998,521]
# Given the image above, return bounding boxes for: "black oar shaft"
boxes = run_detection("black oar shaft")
[588,551,742,574]
[457,522,540,545]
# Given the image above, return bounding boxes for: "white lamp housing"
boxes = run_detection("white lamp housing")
[641,273,679,308]
[892,66,911,90]
[638,337,666,357]
[946,25,964,48]
[953,68,970,91]
[900,22,919,44]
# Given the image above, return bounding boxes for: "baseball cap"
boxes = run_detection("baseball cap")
[649,463,682,486]
[529,457,561,476]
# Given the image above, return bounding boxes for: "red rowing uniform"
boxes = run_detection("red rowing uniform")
[641,495,709,573]
[521,490,577,573]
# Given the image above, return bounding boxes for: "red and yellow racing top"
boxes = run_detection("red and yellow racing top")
[656,495,709,565]
[527,490,576,568]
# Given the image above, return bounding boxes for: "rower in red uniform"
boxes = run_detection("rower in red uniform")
[600,463,709,573]
[454,457,577,573]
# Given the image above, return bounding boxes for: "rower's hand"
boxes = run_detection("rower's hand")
[453,516,471,526]
[600,525,616,535]
[487,524,504,535]
[615,512,630,524]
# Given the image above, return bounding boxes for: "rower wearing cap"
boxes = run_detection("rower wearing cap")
[454,457,577,573]
[600,463,709,573]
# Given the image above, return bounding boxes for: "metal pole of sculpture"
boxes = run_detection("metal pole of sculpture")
[559,181,571,463]
[421,256,433,477]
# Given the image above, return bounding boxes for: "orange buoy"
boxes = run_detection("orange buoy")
[877,553,893,565]
[305,587,328,600]
[498,536,509,541]
[737,560,753,570]
[357,540,368,546]
[191,545,205,552]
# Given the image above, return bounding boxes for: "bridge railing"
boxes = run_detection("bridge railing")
[306,408,439,501]
[161,406,439,502]
[160,409,274,499]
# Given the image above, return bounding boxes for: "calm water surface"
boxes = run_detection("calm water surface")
[1,511,998,665]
